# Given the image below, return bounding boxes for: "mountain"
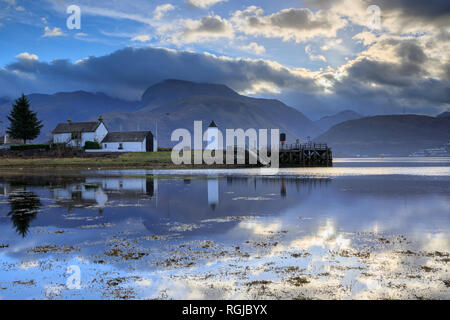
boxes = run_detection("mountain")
[102,80,319,147]
[0,91,140,141]
[315,110,362,134]
[316,115,450,156]
[141,79,240,110]
[436,111,450,118]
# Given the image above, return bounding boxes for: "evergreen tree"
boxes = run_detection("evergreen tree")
[8,191,41,238]
[7,94,43,144]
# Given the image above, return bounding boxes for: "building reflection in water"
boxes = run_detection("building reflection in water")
[51,177,155,214]
[207,177,219,210]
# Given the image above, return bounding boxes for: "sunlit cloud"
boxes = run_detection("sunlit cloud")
[42,26,65,38]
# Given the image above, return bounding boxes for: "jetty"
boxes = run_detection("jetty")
[278,143,332,167]
[231,142,333,167]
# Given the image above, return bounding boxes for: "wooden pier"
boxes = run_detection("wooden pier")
[233,142,332,167]
[278,143,332,167]
[190,143,333,167]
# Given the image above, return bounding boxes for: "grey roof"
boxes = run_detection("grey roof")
[102,131,152,143]
[52,122,101,134]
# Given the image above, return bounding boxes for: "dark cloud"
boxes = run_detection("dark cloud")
[0,46,317,100]
[231,6,346,42]
[177,15,234,43]
[1,44,448,119]
[306,0,450,32]
[346,58,425,88]
[194,16,228,32]
[373,0,450,21]
[268,8,333,30]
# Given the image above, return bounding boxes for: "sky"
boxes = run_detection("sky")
[0,0,449,119]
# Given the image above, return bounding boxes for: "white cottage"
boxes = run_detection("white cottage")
[101,131,154,152]
[52,117,108,148]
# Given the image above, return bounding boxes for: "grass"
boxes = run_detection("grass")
[0,150,259,169]
[0,152,174,168]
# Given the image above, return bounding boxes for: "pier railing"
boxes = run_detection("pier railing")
[282,143,330,150]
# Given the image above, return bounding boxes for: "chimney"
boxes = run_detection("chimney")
[68,118,72,124]
[98,115,103,123]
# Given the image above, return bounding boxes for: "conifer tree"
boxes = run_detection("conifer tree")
[7,94,43,144]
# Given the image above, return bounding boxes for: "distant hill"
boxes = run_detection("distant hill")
[141,79,240,110]
[103,80,319,147]
[436,111,450,118]
[0,91,140,142]
[316,115,450,156]
[315,110,362,134]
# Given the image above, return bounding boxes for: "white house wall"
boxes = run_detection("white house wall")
[94,123,108,143]
[101,139,146,152]
[53,133,71,144]
[53,122,108,147]
[81,132,95,147]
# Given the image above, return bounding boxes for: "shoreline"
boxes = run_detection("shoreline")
[0,154,262,170]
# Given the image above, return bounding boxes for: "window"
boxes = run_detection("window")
[104,144,107,148]
[118,143,123,150]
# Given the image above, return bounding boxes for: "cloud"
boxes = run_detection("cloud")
[311,0,450,35]
[352,32,378,46]
[186,0,227,9]
[2,39,449,117]
[305,45,326,62]
[80,5,154,25]
[153,4,175,20]
[172,15,234,44]
[42,26,65,37]
[231,6,347,43]
[1,22,449,117]
[324,36,450,111]
[1,0,16,5]
[131,35,151,42]
[241,42,266,55]
[16,52,39,61]
[0,46,318,101]
[371,0,450,33]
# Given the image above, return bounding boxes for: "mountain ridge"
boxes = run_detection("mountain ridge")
[317,114,450,156]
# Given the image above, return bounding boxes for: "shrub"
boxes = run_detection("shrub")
[84,141,101,150]
[10,144,50,151]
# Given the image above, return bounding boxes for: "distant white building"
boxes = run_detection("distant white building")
[101,131,154,152]
[51,118,153,152]
[0,135,22,149]
[52,117,108,148]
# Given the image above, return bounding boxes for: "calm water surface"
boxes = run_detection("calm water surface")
[0,158,449,299]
